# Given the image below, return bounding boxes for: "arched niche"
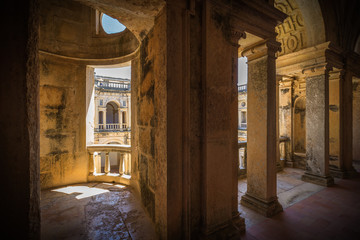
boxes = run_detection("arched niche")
[293,96,306,154]
[106,101,119,124]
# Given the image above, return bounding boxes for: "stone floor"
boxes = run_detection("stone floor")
[238,168,325,228]
[41,182,157,240]
[240,168,360,240]
[41,167,360,240]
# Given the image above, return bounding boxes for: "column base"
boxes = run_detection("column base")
[200,215,245,240]
[330,166,358,179]
[240,193,283,217]
[301,172,334,186]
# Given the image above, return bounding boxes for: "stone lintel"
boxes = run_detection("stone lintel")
[241,194,283,217]
[301,172,334,186]
[329,166,358,179]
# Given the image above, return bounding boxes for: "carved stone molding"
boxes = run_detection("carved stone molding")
[241,39,281,60]
[274,0,306,56]
[230,29,246,47]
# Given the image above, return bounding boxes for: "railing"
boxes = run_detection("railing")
[237,137,290,177]
[238,84,247,92]
[96,124,130,132]
[238,141,247,177]
[87,144,131,177]
[95,80,130,91]
[239,123,247,129]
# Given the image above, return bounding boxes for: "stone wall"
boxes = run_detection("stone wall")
[1,0,41,238]
[39,55,88,188]
[354,78,360,161]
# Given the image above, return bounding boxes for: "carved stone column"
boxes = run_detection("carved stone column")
[104,152,110,174]
[117,107,121,129]
[89,153,94,175]
[240,39,283,217]
[119,153,124,174]
[301,64,334,186]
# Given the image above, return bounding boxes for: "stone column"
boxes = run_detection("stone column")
[104,152,110,174]
[128,96,131,128]
[119,153,124,174]
[89,153,94,175]
[301,65,334,186]
[279,76,294,167]
[336,69,357,177]
[240,39,283,217]
[118,107,121,129]
[94,101,99,129]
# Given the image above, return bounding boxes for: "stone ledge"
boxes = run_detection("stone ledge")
[88,174,131,185]
[301,172,334,186]
[240,194,283,217]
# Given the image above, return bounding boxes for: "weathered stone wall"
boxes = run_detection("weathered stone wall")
[353,78,360,161]
[133,8,168,236]
[39,0,139,189]
[39,55,88,189]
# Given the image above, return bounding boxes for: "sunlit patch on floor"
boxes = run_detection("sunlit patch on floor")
[52,186,109,199]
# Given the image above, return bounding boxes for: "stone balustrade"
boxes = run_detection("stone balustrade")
[87,144,131,184]
[238,84,247,92]
[238,137,290,177]
[96,124,130,132]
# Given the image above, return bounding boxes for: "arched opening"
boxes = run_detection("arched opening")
[106,101,119,124]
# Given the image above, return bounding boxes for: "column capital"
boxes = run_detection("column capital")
[302,62,330,77]
[241,39,281,60]
[229,29,246,47]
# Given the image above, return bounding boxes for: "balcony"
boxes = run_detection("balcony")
[96,123,130,132]
[95,79,130,91]
[238,84,247,92]
[87,144,131,185]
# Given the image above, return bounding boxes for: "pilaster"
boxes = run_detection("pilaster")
[240,39,283,217]
[301,64,334,186]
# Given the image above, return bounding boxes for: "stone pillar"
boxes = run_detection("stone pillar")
[240,39,283,217]
[119,110,123,128]
[119,153,124,174]
[279,76,294,167]
[301,65,334,186]
[118,107,121,129]
[104,152,110,174]
[89,153,94,175]
[336,69,357,177]
[95,100,99,129]
[128,96,131,128]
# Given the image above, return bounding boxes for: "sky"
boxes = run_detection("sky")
[101,14,126,34]
[94,66,131,79]
[238,57,248,85]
